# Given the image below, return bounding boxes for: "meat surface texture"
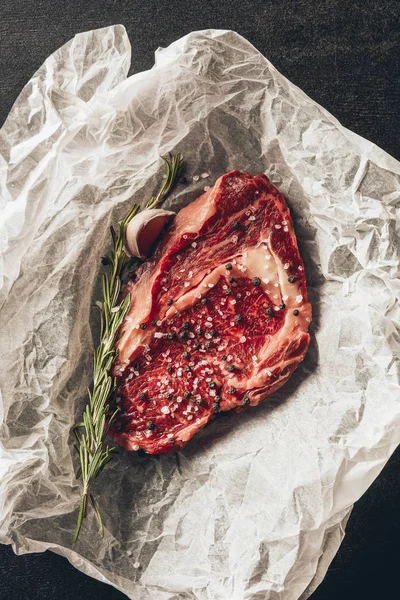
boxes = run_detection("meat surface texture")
[111,171,311,454]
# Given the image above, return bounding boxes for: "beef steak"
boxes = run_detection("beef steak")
[111,171,311,454]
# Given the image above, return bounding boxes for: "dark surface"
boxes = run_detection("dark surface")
[0,1,399,599]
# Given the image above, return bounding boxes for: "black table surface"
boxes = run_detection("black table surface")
[0,1,399,599]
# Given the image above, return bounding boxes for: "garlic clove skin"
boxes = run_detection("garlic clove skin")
[125,209,175,259]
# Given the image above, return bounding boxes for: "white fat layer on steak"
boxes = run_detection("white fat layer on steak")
[207,242,311,403]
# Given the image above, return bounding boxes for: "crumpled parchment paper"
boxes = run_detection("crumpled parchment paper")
[0,25,399,600]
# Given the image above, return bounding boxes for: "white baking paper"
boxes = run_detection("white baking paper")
[0,25,399,600]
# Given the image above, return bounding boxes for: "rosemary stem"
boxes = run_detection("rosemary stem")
[72,153,183,542]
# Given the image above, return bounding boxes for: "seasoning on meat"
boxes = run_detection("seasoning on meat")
[111,170,311,454]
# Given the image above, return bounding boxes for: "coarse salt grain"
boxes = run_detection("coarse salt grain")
[275,224,282,229]
[201,172,209,178]
[184,282,190,287]
[154,332,163,339]
[161,406,170,414]
[282,295,288,301]
[191,242,197,248]
[284,263,290,270]
[204,186,210,191]
[296,295,303,303]
[284,226,289,232]
[265,254,271,260]
[240,336,246,343]
[193,175,199,181]
[248,215,255,221]
[208,283,214,288]
[298,265,303,271]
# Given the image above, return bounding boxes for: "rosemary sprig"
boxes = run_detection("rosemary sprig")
[73,153,183,542]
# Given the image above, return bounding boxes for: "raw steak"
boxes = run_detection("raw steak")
[111,171,311,454]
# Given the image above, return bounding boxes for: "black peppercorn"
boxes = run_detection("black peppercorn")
[167,298,173,305]
[182,322,190,330]
[235,314,242,323]
[225,263,233,271]
[146,421,155,430]
[179,331,188,340]
[252,277,261,287]
[205,341,213,349]
[279,303,286,310]
[167,366,173,373]
[211,402,219,412]
[139,392,147,401]
[184,366,191,372]
[150,320,157,326]
[232,221,240,230]
[266,308,273,316]
[140,323,147,330]
[288,276,297,283]
[225,289,232,296]
[194,344,200,350]
[101,256,110,266]
[221,355,228,361]
[201,298,207,305]
[208,381,216,389]
[229,387,236,394]
[227,364,236,372]
[242,396,250,406]
[184,391,192,399]
[228,277,235,283]
[293,309,300,316]
[183,351,191,359]
[165,393,173,400]
[167,332,175,340]
[209,329,217,337]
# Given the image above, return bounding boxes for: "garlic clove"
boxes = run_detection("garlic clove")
[125,209,175,258]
